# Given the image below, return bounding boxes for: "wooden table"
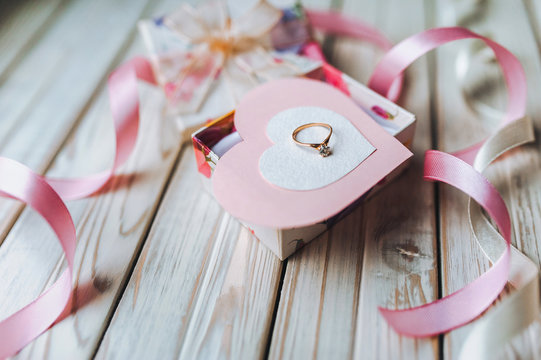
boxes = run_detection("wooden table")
[1,0,541,358]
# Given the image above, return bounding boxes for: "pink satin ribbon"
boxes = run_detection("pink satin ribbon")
[0,57,156,358]
[308,14,525,337]
[368,27,524,337]
[47,57,156,200]
[382,150,511,335]
[367,27,526,164]
[0,158,75,359]
[305,9,404,102]
[0,11,529,358]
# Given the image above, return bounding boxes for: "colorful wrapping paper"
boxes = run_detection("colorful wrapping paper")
[138,1,320,139]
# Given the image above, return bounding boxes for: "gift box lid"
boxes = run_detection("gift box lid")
[212,77,413,229]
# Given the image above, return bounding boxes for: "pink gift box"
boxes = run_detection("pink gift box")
[192,64,415,259]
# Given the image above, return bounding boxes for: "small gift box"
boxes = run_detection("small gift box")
[138,1,320,141]
[192,66,416,259]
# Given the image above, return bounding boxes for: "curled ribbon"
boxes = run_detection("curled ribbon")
[367,27,539,358]
[0,2,298,354]
[0,158,75,359]
[461,116,538,359]
[305,14,539,358]
[0,9,538,360]
[0,57,156,358]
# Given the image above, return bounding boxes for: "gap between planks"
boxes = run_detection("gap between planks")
[434,0,541,358]
[0,0,193,357]
[90,144,190,359]
[422,0,446,358]
[0,0,154,248]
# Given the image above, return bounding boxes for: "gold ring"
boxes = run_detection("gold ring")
[292,123,333,157]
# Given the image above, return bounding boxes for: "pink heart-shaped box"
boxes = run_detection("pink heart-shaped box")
[212,78,413,229]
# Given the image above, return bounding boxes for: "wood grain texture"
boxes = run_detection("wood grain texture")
[269,0,439,359]
[96,0,303,354]
[0,0,152,245]
[98,1,329,358]
[0,0,150,317]
[0,0,64,79]
[96,149,283,359]
[1,0,541,358]
[526,0,541,45]
[434,0,541,358]
[347,0,440,358]
[0,79,181,358]
[0,0,192,358]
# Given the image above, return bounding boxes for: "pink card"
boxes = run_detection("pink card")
[212,78,412,229]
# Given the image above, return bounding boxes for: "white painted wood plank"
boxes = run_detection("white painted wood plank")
[95,149,283,359]
[0,0,152,246]
[0,78,182,358]
[0,0,63,78]
[98,1,330,358]
[525,0,541,44]
[349,0,440,356]
[0,0,291,358]
[269,214,363,360]
[0,1,208,358]
[270,0,439,358]
[435,0,541,358]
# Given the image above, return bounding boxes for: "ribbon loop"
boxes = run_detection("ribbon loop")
[379,150,512,336]
[0,158,76,359]
[0,7,538,359]
[367,26,527,163]
[365,23,538,359]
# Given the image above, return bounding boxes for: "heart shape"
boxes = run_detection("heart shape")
[260,106,376,190]
[212,78,412,228]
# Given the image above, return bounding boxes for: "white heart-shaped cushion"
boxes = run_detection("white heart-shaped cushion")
[259,106,376,190]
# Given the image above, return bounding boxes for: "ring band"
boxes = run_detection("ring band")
[292,123,333,157]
